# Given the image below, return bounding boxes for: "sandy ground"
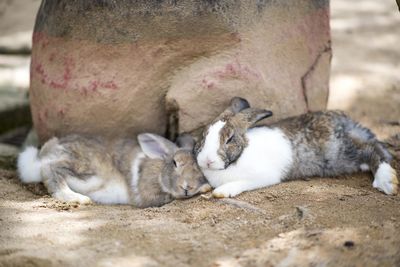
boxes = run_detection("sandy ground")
[1,1,400,267]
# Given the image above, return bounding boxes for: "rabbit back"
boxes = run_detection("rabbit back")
[273,111,386,180]
[39,135,133,204]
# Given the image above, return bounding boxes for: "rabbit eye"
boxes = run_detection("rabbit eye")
[226,135,234,144]
[173,159,177,167]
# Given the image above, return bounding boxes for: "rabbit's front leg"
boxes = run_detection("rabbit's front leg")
[53,186,93,204]
[212,179,280,198]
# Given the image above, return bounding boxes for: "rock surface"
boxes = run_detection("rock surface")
[30,0,330,143]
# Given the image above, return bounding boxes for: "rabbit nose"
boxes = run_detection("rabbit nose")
[206,159,214,168]
[180,184,193,195]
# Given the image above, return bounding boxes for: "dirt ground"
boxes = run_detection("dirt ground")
[1,1,400,267]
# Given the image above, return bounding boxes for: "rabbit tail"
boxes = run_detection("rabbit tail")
[17,146,42,183]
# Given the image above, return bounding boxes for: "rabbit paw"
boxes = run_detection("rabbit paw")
[212,183,244,198]
[373,163,398,195]
[199,183,213,193]
[53,190,93,204]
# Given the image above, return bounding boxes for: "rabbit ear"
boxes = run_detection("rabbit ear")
[230,97,250,114]
[235,108,273,128]
[176,133,195,150]
[216,97,250,121]
[138,133,178,159]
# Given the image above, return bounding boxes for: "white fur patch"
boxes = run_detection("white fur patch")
[17,146,42,183]
[87,179,130,204]
[373,162,396,195]
[66,175,103,192]
[213,180,256,198]
[182,181,188,190]
[131,152,146,205]
[203,127,293,197]
[360,163,370,172]
[53,187,92,204]
[197,120,226,170]
[66,175,130,205]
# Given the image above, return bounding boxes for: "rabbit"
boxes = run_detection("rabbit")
[195,97,399,198]
[17,133,211,208]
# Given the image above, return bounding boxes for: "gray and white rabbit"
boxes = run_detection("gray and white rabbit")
[18,133,211,208]
[195,97,398,198]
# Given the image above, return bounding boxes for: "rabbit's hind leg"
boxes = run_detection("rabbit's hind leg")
[346,121,398,195]
[366,142,398,195]
[371,156,399,195]
[41,163,92,204]
[353,139,398,195]
[373,161,398,195]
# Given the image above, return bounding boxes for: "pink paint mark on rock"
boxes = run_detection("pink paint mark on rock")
[32,56,74,90]
[101,81,118,90]
[32,32,50,49]
[89,80,99,92]
[34,63,48,85]
[89,80,119,91]
[34,63,45,76]
[49,80,66,89]
[32,49,119,93]
[201,78,215,89]
[61,56,74,85]
[209,60,261,82]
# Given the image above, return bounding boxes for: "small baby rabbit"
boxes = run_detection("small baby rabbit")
[196,97,399,198]
[18,133,211,208]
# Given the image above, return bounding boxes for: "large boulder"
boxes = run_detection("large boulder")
[30,0,331,143]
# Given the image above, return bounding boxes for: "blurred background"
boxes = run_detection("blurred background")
[328,0,400,140]
[0,0,399,163]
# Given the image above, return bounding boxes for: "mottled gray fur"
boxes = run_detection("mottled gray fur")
[34,134,210,208]
[271,110,392,180]
[196,97,395,183]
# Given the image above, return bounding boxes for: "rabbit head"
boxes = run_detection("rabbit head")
[138,133,210,199]
[195,97,273,170]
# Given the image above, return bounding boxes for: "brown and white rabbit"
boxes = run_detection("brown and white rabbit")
[18,133,211,208]
[195,97,399,198]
